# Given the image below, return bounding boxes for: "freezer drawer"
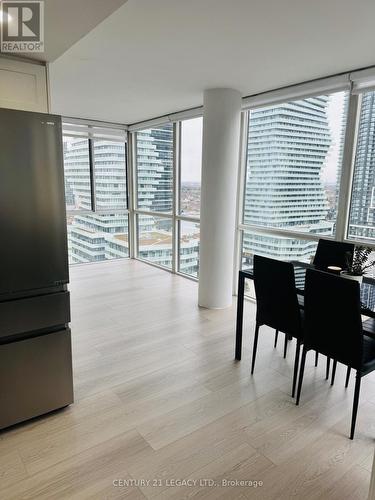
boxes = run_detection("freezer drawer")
[0,291,70,341]
[0,328,73,430]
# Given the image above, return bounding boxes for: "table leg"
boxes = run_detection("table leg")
[235,273,245,360]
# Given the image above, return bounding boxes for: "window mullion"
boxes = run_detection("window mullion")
[172,121,180,273]
[127,131,137,259]
[234,111,249,292]
[88,136,96,212]
[175,214,200,223]
[335,93,361,241]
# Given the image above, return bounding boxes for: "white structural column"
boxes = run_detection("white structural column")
[198,88,242,309]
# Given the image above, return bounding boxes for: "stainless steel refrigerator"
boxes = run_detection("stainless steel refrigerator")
[0,108,73,429]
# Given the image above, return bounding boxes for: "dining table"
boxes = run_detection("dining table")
[235,260,375,360]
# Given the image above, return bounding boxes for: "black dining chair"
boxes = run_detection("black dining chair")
[252,255,304,397]
[336,317,375,389]
[296,269,375,439]
[313,239,355,376]
[313,239,354,271]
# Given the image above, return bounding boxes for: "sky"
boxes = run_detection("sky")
[180,116,203,183]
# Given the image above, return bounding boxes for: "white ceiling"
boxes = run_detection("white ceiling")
[49,0,375,125]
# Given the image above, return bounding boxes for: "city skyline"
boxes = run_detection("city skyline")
[63,96,343,272]
[63,125,201,277]
[63,91,375,294]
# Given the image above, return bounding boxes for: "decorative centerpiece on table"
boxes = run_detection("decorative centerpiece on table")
[342,246,375,283]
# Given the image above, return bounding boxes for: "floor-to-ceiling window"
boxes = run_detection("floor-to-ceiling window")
[238,91,349,295]
[135,123,174,269]
[63,123,129,264]
[133,117,202,278]
[61,70,375,291]
[178,117,202,278]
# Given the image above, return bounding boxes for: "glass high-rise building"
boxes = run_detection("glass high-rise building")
[63,137,129,264]
[136,125,173,213]
[348,91,375,241]
[242,95,345,267]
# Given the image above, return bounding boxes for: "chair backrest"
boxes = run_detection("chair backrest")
[313,239,354,271]
[253,255,302,338]
[304,269,363,369]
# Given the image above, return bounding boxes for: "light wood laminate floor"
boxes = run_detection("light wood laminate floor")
[0,259,374,499]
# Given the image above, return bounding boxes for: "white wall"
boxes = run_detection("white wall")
[0,57,48,113]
